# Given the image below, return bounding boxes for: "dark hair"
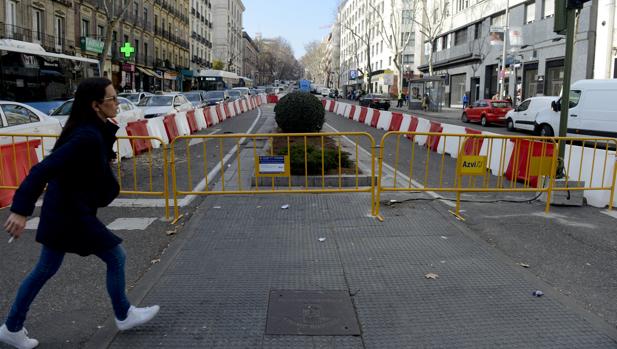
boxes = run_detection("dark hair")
[54,77,112,150]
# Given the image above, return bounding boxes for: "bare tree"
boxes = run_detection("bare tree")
[256,37,302,84]
[98,0,132,76]
[300,41,326,82]
[409,0,449,76]
[342,22,373,93]
[370,0,415,94]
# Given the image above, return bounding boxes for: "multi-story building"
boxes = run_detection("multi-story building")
[1,0,191,92]
[242,31,258,81]
[152,0,191,91]
[337,0,416,96]
[328,20,341,90]
[1,0,75,55]
[189,0,213,78]
[415,0,612,108]
[211,0,243,75]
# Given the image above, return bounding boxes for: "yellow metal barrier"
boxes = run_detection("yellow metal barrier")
[114,136,169,219]
[0,133,169,219]
[376,132,559,219]
[169,132,376,221]
[376,132,617,219]
[551,137,617,209]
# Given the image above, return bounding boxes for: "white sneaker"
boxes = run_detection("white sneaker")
[0,324,39,349]
[115,305,160,331]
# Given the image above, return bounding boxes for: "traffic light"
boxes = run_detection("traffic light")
[566,0,590,9]
[554,0,567,34]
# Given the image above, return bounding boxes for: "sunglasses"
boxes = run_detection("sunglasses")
[102,95,119,102]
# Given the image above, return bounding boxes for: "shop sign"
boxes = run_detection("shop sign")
[122,63,135,72]
[80,37,104,54]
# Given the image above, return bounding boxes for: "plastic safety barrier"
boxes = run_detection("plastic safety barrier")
[125,120,153,155]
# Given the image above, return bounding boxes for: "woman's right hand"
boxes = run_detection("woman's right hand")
[4,213,27,240]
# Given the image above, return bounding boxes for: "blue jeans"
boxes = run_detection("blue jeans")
[4,245,131,332]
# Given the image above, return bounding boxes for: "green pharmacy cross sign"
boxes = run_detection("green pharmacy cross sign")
[120,42,135,58]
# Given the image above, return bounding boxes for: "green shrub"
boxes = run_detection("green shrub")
[278,144,351,175]
[274,92,325,133]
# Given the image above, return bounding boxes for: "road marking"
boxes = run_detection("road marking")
[189,129,221,146]
[323,122,456,208]
[24,217,159,230]
[106,217,158,230]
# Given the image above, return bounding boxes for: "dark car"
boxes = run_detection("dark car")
[359,93,391,110]
[183,91,207,108]
[462,99,513,127]
[203,90,230,106]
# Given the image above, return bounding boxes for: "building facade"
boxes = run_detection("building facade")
[1,0,75,56]
[242,31,258,80]
[189,0,213,77]
[211,0,243,75]
[337,0,416,96]
[1,0,191,92]
[415,0,612,108]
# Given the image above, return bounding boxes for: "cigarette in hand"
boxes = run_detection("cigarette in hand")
[8,236,15,244]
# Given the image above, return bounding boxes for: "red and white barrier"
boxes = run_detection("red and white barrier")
[115,125,135,159]
[376,111,391,130]
[146,116,169,147]
[174,111,191,136]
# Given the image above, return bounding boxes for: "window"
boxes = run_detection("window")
[97,25,104,38]
[402,10,412,24]
[517,99,531,111]
[32,9,42,42]
[144,8,148,23]
[403,54,414,64]
[389,56,391,65]
[454,28,467,45]
[474,22,482,39]
[543,0,554,17]
[456,0,469,11]
[134,1,138,18]
[491,13,505,27]
[568,90,581,108]
[1,105,39,126]
[54,16,65,47]
[81,19,90,36]
[525,2,535,23]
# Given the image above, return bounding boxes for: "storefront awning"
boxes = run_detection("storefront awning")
[181,69,193,77]
[136,67,163,79]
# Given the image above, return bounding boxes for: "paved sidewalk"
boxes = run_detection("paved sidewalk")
[87,192,617,348]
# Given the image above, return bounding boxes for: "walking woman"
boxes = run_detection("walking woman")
[0,78,159,349]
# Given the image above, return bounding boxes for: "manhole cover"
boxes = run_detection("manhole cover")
[265,289,361,336]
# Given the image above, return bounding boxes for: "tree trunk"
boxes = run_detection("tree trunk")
[99,18,116,79]
[366,43,372,93]
[428,49,434,76]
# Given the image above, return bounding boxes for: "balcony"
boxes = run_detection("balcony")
[0,23,75,55]
[191,8,195,15]
[51,0,72,7]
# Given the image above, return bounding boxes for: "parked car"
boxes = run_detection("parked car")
[118,92,153,104]
[320,87,330,97]
[505,96,557,131]
[137,93,193,119]
[50,97,145,126]
[0,101,63,150]
[534,79,617,138]
[203,90,229,106]
[227,89,242,101]
[232,87,250,96]
[183,91,207,108]
[359,94,391,111]
[461,99,513,126]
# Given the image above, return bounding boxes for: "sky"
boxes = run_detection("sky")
[242,0,339,59]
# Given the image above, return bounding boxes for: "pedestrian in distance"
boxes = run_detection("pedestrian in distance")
[0,77,160,349]
[462,93,469,109]
[397,91,403,108]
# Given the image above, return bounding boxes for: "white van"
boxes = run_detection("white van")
[505,96,557,131]
[534,79,617,137]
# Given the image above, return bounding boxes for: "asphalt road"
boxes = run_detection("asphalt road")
[323,109,617,331]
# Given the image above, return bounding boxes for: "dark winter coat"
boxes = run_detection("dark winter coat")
[10,119,122,256]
